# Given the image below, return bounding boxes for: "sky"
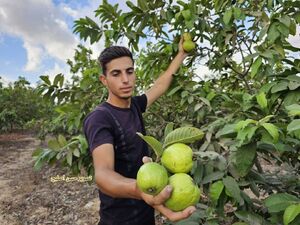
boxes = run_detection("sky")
[0,0,133,86]
[0,0,299,86]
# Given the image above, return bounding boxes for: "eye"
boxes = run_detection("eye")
[112,71,120,76]
[127,69,134,75]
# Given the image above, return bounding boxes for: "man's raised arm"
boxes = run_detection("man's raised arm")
[145,37,188,108]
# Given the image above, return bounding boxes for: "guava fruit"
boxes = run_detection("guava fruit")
[165,173,200,211]
[161,143,193,173]
[183,32,192,41]
[183,40,196,52]
[136,162,168,195]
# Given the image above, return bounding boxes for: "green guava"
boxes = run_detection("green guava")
[165,173,200,212]
[183,40,196,52]
[183,32,192,41]
[136,162,168,196]
[161,143,193,173]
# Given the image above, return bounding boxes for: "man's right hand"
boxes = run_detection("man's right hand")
[139,184,196,222]
[139,156,197,222]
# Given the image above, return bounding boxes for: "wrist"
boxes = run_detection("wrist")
[133,181,143,200]
[177,51,187,61]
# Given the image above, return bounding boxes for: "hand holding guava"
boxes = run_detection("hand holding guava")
[137,155,198,222]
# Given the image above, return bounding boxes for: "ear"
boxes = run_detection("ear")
[99,74,107,86]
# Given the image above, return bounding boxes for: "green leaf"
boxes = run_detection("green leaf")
[267,22,280,43]
[48,139,60,151]
[167,86,181,96]
[232,223,249,225]
[284,90,300,106]
[194,103,203,112]
[286,104,300,116]
[136,132,163,158]
[163,127,204,148]
[207,91,216,101]
[286,75,300,83]
[32,148,43,158]
[137,0,149,11]
[264,193,300,213]
[58,134,67,147]
[279,15,291,28]
[67,150,73,166]
[261,123,279,142]
[40,75,51,85]
[229,143,256,177]
[288,81,300,90]
[73,148,80,157]
[77,135,88,154]
[163,122,174,140]
[223,176,243,205]
[258,115,274,124]
[235,211,267,225]
[223,8,232,25]
[278,22,290,37]
[182,9,192,21]
[216,124,237,138]
[284,204,300,225]
[256,92,267,109]
[199,97,211,108]
[236,119,257,131]
[202,171,225,184]
[260,82,276,93]
[251,57,262,78]
[34,158,44,171]
[233,7,242,20]
[274,44,285,57]
[210,180,224,204]
[236,126,258,145]
[287,119,300,133]
[271,81,289,93]
[53,74,63,87]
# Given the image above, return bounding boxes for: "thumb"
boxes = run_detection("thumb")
[153,185,172,205]
[142,156,153,164]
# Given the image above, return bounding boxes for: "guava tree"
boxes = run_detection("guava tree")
[0,76,53,132]
[34,0,300,224]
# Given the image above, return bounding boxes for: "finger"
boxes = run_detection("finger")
[179,36,184,45]
[155,205,196,222]
[152,185,172,205]
[142,156,153,164]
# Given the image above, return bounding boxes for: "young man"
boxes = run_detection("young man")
[83,38,196,225]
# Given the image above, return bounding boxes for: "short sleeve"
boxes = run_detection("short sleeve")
[133,94,147,113]
[83,110,114,153]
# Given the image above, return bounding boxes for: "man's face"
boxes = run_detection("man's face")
[101,56,136,100]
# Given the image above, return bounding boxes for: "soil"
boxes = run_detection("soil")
[0,132,166,225]
[0,132,100,225]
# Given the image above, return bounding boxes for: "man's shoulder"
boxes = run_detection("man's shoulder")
[83,103,111,125]
[132,94,147,113]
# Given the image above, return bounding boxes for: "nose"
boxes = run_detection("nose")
[120,72,129,83]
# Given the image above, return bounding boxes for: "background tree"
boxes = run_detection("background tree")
[0,76,53,132]
[34,0,300,224]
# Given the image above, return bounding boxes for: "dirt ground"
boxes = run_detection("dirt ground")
[0,132,166,225]
[0,132,100,225]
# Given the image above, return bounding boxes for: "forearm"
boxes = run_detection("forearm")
[166,51,187,75]
[155,52,186,90]
[146,52,186,107]
[95,168,142,199]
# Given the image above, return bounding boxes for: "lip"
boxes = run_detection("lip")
[120,86,132,90]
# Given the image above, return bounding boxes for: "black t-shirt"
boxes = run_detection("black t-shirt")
[83,94,155,225]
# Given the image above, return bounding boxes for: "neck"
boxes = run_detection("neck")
[106,96,131,108]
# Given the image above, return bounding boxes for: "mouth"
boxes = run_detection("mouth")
[120,86,132,91]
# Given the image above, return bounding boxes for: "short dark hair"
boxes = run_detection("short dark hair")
[98,46,133,75]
